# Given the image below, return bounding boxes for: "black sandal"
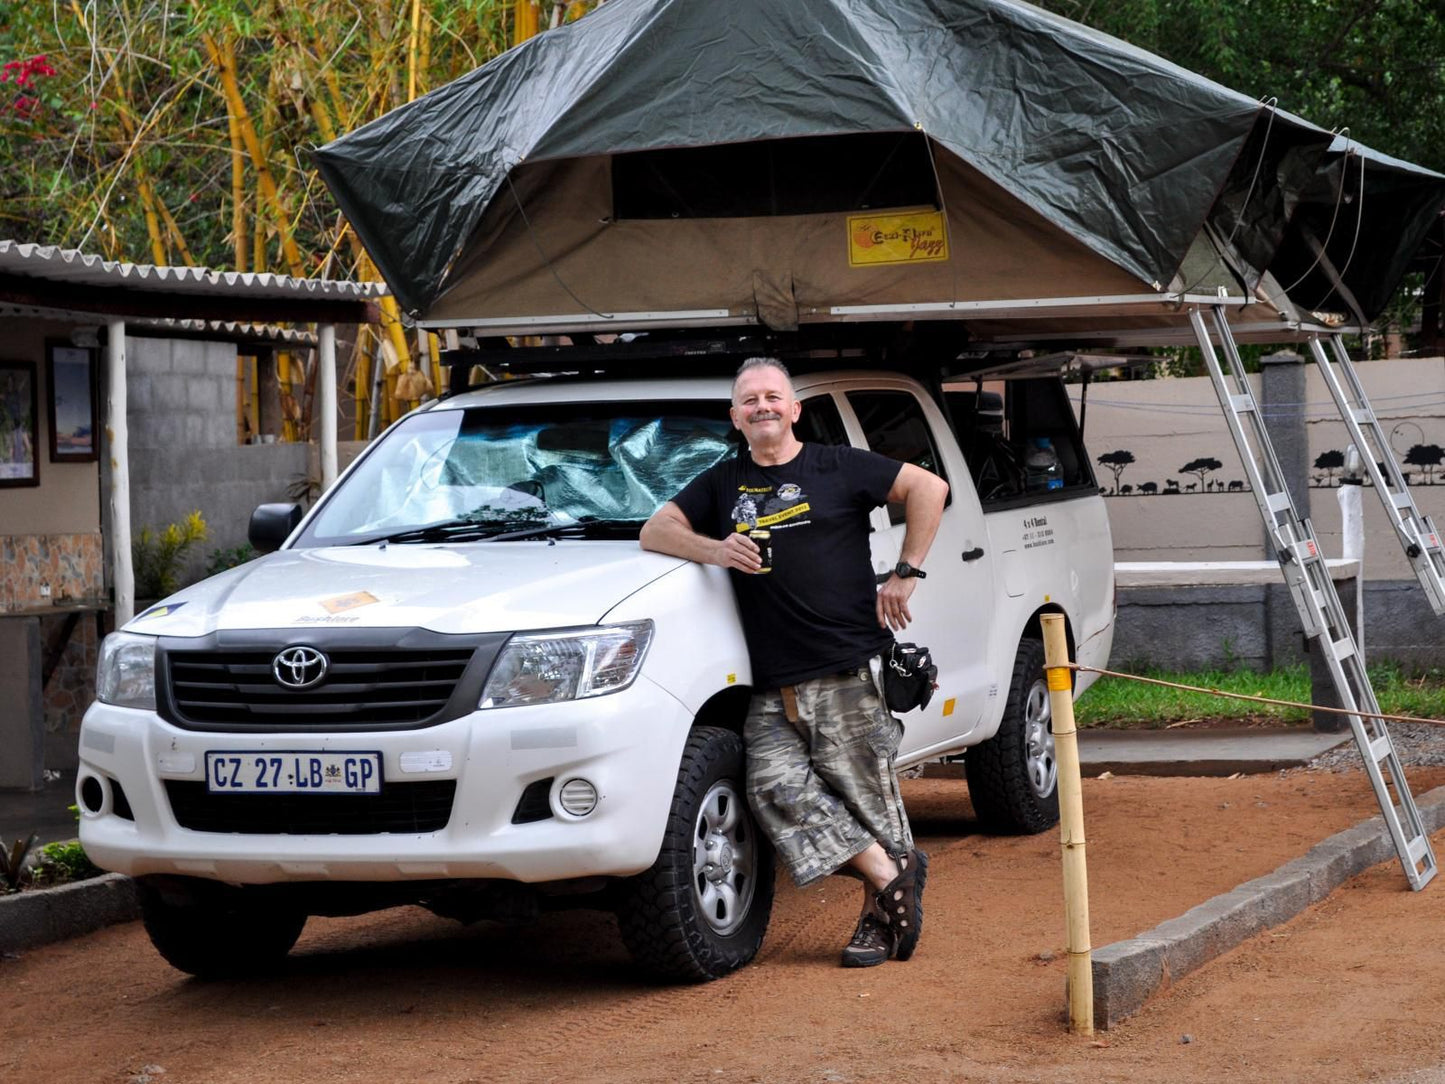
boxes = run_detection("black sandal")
[840,906,895,968]
[874,848,929,962]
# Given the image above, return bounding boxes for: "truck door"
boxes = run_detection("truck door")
[839,384,997,758]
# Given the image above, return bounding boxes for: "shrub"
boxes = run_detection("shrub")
[30,840,101,887]
[206,542,257,577]
[132,510,208,598]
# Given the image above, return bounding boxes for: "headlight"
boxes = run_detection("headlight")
[96,631,157,709]
[481,621,654,709]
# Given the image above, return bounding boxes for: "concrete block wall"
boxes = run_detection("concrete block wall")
[125,337,308,590]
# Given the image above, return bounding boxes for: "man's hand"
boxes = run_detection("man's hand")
[715,531,763,573]
[876,573,917,631]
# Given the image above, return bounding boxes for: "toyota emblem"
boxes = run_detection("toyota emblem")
[273,646,329,689]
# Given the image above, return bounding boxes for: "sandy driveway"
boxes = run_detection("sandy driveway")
[6,768,1445,1083]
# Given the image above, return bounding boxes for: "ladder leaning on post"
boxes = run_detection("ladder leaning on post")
[1187,305,1437,891]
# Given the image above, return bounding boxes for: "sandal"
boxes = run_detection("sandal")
[874,848,929,962]
[840,906,895,968]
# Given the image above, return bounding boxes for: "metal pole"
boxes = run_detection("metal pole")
[106,320,134,624]
[1042,613,1092,1035]
[318,324,338,491]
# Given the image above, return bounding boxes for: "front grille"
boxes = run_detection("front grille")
[165,647,476,728]
[165,780,456,835]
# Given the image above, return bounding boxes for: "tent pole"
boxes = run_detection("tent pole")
[106,320,134,625]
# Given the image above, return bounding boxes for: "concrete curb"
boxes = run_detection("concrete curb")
[1091,783,1445,1030]
[0,872,139,956]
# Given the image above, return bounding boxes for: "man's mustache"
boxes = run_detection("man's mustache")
[748,411,782,422]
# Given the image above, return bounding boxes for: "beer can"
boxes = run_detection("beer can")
[749,527,773,574]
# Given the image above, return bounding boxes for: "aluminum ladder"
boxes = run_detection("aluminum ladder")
[1188,305,1436,890]
[1305,333,1445,615]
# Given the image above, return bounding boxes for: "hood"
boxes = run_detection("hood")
[124,542,685,638]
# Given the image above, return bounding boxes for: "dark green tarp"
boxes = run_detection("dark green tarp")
[313,0,1439,326]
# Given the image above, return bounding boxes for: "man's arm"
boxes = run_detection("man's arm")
[640,502,762,573]
[876,463,949,631]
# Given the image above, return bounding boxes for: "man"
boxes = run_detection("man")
[640,356,949,967]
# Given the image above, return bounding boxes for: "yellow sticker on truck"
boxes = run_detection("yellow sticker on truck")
[847,210,949,267]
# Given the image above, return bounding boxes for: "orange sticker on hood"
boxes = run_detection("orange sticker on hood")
[320,590,380,614]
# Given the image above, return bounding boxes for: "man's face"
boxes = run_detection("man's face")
[730,366,801,445]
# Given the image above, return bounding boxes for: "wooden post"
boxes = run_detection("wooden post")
[319,324,338,491]
[106,320,135,625]
[1042,613,1092,1035]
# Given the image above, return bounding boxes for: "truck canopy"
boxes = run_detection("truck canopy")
[313,0,1444,340]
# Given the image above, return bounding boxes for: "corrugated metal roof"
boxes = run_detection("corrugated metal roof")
[0,303,319,345]
[0,240,386,300]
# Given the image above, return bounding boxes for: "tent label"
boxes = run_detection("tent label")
[847,210,949,267]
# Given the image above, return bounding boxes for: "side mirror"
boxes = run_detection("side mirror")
[248,503,303,553]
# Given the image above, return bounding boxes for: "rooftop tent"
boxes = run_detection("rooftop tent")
[1263,135,1445,325]
[314,0,1336,332]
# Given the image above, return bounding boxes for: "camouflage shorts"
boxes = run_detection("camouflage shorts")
[744,658,913,887]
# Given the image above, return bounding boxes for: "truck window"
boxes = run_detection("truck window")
[795,394,848,446]
[845,390,949,526]
[943,377,1095,506]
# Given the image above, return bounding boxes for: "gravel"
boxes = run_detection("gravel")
[1308,722,1445,771]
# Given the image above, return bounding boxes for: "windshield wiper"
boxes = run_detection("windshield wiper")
[480,518,640,543]
[351,517,548,545]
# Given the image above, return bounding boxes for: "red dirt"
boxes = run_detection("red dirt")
[7,768,1445,1083]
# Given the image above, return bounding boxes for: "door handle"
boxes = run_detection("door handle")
[961,547,985,562]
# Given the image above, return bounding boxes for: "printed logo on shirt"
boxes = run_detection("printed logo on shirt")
[731,479,812,533]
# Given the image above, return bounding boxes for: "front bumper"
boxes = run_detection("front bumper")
[77,675,690,886]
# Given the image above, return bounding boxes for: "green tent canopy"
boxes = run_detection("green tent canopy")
[313,0,1440,338]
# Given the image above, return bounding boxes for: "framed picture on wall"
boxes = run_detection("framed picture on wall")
[46,341,99,463]
[0,360,39,487]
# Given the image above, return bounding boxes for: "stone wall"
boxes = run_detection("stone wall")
[0,533,104,611]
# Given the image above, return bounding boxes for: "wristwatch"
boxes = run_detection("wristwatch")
[893,561,927,580]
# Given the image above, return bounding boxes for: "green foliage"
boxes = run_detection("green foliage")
[132,510,208,599]
[205,541,257,576]
[0,833,38,893]
[30,839,102,887]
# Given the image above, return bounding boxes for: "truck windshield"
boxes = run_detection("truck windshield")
[296,400,735,547]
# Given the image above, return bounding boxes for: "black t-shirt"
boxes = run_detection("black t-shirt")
[672,442,902,688]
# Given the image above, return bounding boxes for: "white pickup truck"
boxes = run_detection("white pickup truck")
[78,359,1113,981]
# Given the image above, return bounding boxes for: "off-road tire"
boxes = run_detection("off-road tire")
[138,879,307,978]
[965,638,1060,834]
[615,726,775,981]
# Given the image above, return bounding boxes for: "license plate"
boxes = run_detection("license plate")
[205,752,383,794]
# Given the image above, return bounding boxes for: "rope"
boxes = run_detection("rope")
[1065,663,1445,729]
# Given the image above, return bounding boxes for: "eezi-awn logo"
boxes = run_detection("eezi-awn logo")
[273,646,329,689]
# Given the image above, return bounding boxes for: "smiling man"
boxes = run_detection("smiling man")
[640,356,948,967]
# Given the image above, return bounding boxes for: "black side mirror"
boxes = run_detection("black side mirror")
[249,503,303,553]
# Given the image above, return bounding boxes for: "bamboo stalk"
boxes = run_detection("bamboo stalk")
[227,110,248,271]
[1042,614,1093,1036]
[407,0,422,102]
[203,33,306,277]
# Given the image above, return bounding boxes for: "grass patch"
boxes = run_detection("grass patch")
[1076,664,1445,728]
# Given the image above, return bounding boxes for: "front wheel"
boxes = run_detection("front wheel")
[615,726,775,981]
[138,878,307,978]
[965,637,1060,834]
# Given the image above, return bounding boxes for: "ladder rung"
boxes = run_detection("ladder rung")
[1328,638,1355,662]
[1369,735,1392,763]
[1229,393,1256,413]
[1266,491,1293,513]
[1392,491,1415,509]
[1408,836,1431,863]
[1350,407,1376,424]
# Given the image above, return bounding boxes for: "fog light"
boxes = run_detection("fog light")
[557,778,599,817]
[79,774,105,814]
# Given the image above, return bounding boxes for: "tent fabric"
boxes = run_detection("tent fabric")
[314,0,1324,320]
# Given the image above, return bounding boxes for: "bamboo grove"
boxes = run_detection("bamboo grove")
[0,1,598,437]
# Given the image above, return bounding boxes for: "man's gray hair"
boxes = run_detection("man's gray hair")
[732,356,793,399]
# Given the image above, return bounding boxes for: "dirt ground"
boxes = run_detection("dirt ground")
[7,767,1445,1084]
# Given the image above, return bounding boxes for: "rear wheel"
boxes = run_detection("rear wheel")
[138,878,307,978]
[615,726,774,981]
[965,638,1060,834]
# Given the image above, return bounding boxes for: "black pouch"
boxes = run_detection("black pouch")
[883,642,937,713]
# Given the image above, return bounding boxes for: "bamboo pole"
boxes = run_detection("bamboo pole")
[1042,613,1093,1036]
[227,110,247,271]
[107,320,134,624]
